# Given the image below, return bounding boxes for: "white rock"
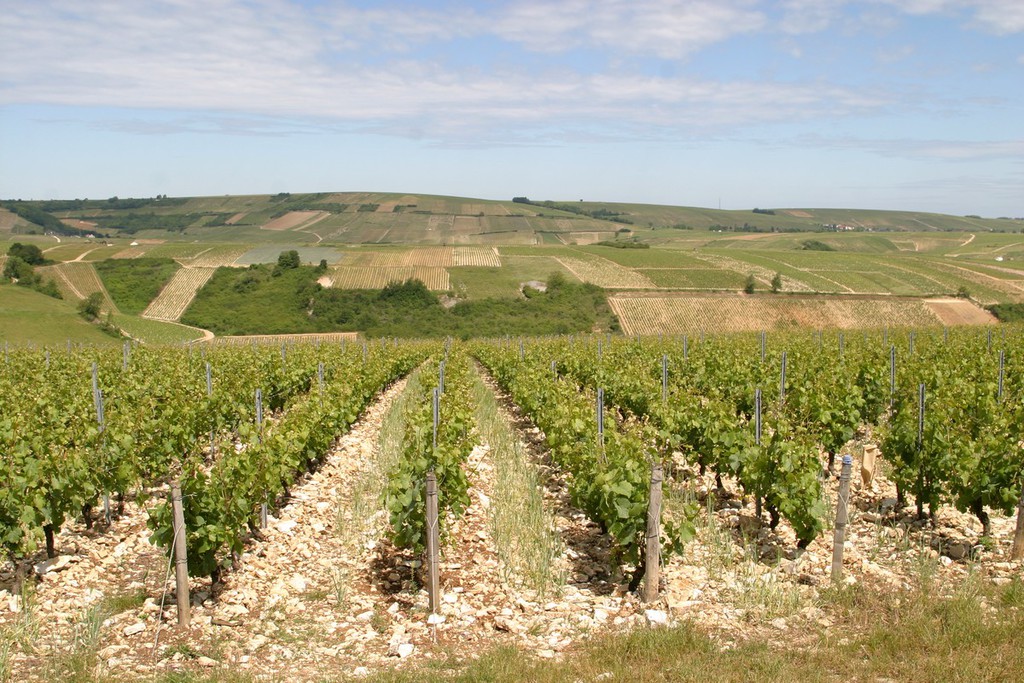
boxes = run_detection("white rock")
[388,642,415,658]
[494,615,522,633]
[277,520,299,534]
[644,609,669,626]
[353,667,370,677]
[123,622,146,636]
[771,618,788,630]
[246,635,269,653]
[289,575,308,592]
[197,656,218,667]
[537,649,555,659]
[35,554,76,576]
[7,595,22,613]
[443,592,458,604]
[99,645,128,659]
[427,613,446,625]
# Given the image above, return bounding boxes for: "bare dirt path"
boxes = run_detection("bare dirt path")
[71,247,99,262]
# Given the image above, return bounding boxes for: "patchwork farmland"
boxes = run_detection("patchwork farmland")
[3,191,1023,346]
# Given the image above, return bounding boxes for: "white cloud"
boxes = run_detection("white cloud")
[870,0,1024,33]
[0,0,885,142]
[778,0,847,34]
[970,0,1024,34]
[485,0,765,58]
[792,134,1024,161]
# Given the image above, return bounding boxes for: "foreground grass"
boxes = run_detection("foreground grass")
[356,580,1024,683]
[9,578,1020,683]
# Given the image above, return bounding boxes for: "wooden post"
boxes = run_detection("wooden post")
[831,455,853,584]
[779,351,787,404]
[889,345,896,410]
[661,354,668,404]
[432,388,440,449]
[425,471,440,613]
[755,388,762,519]
[1012,489,1024,561]
[644,462,663,603]
[170,481,191,627]
[997,350,1004,401]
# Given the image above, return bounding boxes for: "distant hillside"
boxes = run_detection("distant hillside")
[3,192,1020,247]
[3,190,1021,344]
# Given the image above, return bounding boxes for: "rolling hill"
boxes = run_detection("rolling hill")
[2,191,1022,344]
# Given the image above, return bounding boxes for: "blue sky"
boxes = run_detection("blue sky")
[1,0,1021,215]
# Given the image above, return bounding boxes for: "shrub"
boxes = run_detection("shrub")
[78,292,104,320]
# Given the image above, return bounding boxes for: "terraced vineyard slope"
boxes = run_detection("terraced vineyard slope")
[142,267,216,321]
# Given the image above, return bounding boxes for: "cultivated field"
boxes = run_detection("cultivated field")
[205,331,360,345]
[182,246,249,268]
[261,211,331,232]
[327,266,450,291]
[34,262,117,311]
[338,247,501,269]
[110,245,148,259]
[142,267,217,321]
[234,246,342,267]
[453,246,501,267]
[0,208,25,232]
[606,293,986,335]
[557,256,659,289]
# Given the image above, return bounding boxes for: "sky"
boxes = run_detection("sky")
[0,0,1022,216]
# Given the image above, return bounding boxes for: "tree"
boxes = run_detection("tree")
[771,272,783,293]
[3,256,33,281]
[744,274,757,294]
[276,250,301,270]
[8,243,44,265]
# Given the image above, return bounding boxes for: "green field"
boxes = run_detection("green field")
[0,285,118,346]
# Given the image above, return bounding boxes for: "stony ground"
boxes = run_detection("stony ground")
[2,371,1021,682]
